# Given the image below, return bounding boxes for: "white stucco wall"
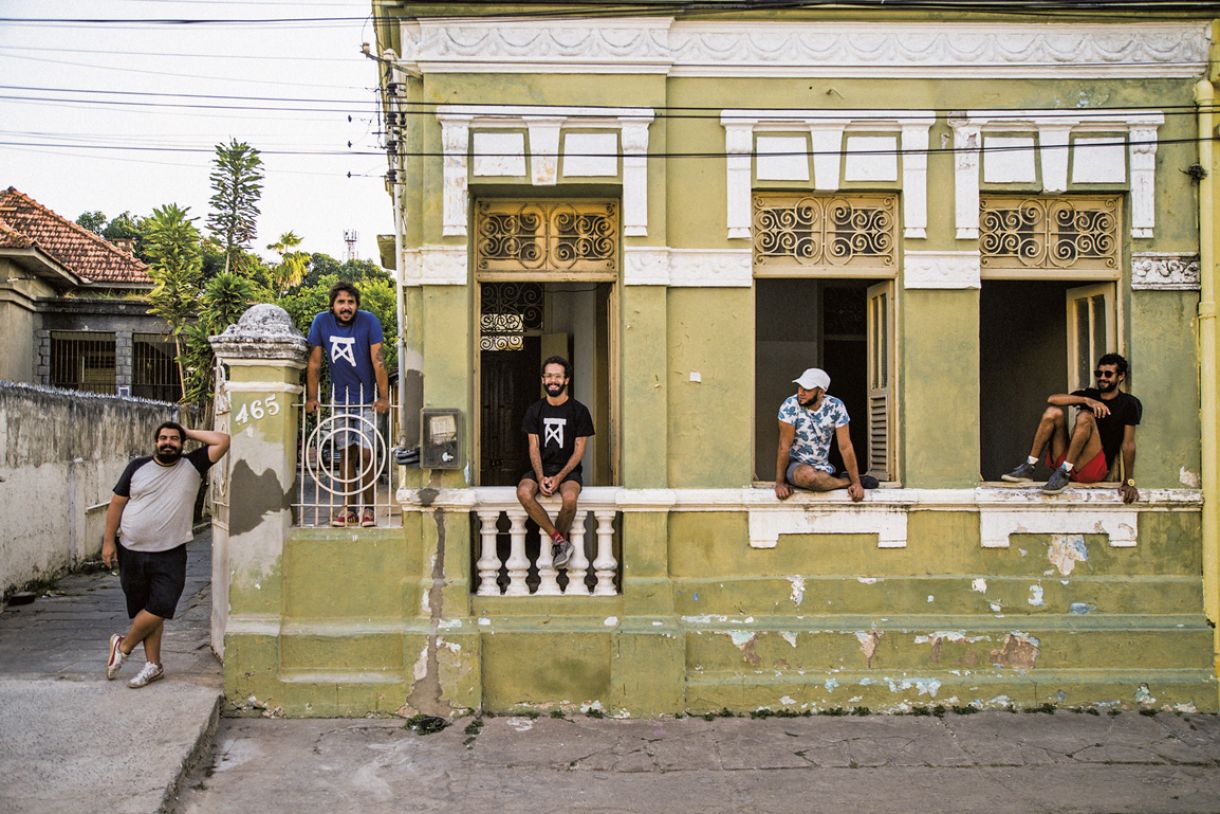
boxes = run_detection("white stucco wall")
[0,382,179,595]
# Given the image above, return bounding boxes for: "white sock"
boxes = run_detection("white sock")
[1061,461,1074,473]
[1026,456,1038,466]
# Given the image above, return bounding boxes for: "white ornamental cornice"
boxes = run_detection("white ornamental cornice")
[404,17,674,74]
[399,19,1209,78]
[1131,253,1201,291]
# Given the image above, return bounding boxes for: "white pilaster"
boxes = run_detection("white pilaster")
[901,124,930,239]
[954,124,981,240]
[620,118,651,236]
[725,122,755,240]
[440,117,470,237]
[1129,127,1159,239]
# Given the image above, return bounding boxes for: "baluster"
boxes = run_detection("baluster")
[564,511,591,596]
[534,516,563,595]
[475,509,503,596]
[592,510,618,596]
[504,509,530,596]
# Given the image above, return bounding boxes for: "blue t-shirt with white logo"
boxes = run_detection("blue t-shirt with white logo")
[306,309,384,405]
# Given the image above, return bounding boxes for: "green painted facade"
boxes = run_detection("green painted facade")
[215,5,1220,717]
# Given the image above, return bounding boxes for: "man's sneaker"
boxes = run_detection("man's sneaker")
[1001,461,1037,483]
[551,539,574,568]
[361,509,376,528]
[106,634,127,679]
[1041,467,1071,494]
[331,509,356,528]
[127,661,164,689]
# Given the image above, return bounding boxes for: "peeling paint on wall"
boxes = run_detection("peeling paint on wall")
[990,632,1040,671]
[1027,584,1044,607]
[856,629,884,667]
[971,578,987,593]
[1179,466,1201,488]
[780,631,798,648]
[1048,534,1089,576]
[788,576,806,606]
[1135,683,1157,705]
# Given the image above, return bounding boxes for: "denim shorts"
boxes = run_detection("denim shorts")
[786,459,835,484]
[332,405,378,451]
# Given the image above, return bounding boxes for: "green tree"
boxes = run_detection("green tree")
[75,210,107,234]
[142,204,203,402]
[179,272,258,406]
[267,231,310,296]
[207,138,264,276]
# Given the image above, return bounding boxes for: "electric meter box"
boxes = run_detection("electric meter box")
[420,408,462,469]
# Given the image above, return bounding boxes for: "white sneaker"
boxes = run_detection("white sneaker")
[127,661,164,689]
[106,634,126,680]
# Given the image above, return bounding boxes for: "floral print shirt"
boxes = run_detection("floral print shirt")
[777,393,850,474]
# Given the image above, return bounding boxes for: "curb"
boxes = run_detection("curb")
[161,692,223,814]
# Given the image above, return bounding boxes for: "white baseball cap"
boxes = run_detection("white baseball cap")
[793,367,831,392]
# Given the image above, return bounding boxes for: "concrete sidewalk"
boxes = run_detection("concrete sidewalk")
[0,529,222,814]
[181,712,1220,813]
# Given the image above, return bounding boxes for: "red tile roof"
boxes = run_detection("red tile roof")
[0,187,151,286]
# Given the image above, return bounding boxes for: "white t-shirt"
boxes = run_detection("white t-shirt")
[114,446,213,552]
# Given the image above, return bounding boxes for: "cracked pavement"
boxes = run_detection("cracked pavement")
[179,711,1220,813]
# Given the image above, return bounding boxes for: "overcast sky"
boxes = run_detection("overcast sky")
[1,0,394,264]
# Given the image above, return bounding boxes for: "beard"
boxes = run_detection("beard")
[1097,379,1118,394]
[155,446,183,464]
[334,308,355,325]
[545,382,566,397]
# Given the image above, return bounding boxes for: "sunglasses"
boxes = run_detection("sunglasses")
[1093,369,1117,378]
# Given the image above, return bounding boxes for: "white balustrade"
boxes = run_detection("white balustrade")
[592,510,618,596]
[469,492,620,597]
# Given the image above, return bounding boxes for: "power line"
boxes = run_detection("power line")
[0,44,360,62]
[3,84,1217,120]
[2,133,1212,158]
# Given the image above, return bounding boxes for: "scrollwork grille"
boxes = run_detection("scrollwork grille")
[480,282,542,352]
[476,201,617,277]
[980,196,1120,273]
[753,194,898,274]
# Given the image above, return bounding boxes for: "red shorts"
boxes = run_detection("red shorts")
[1045,449,1108,483]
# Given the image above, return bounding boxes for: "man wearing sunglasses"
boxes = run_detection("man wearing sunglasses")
[1001,353,1141,502]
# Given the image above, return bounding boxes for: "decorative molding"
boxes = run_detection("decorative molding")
[562,132,618,177]
[951,111,1165,241]
[435,105,655,238]
[978,506,1138,548]
[623,247,671,285]
[749,506,909,549]
[472,131,525,177]
[844,136,898,182]
[1131,252,1201,290]
[755,136,809,181]
[400,19,1210,79]
[903,251,981,290]
[403,245,468,286]
[983,136,1036,184]
[1071,137,1126,184]
[721,110,934,241]
[623,247,753,287]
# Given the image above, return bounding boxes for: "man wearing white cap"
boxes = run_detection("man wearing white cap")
[775,367,877,502]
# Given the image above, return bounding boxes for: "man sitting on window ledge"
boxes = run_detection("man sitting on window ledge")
[1001,352,1141,503]
[775,367,878,503]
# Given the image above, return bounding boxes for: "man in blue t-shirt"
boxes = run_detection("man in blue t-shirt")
[306,281,390,527]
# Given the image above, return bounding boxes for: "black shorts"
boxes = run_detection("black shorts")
[520,470,583,487]
[117,542,188,620]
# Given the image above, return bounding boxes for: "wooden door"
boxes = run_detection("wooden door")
[479,336,540,486]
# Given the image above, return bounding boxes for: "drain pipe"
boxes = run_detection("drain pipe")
[1196,73,1218,682]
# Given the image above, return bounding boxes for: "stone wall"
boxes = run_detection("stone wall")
[0,381,180,596]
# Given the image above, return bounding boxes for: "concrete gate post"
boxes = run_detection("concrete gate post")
[209,304,307,704]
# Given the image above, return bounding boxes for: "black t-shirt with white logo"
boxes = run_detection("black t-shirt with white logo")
[1072,388,1142,468]
[521,397,595,477]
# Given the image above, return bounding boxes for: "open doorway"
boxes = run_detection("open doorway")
[478,281,613,486]
[979,280,1116,480]
[754,279,883,482]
